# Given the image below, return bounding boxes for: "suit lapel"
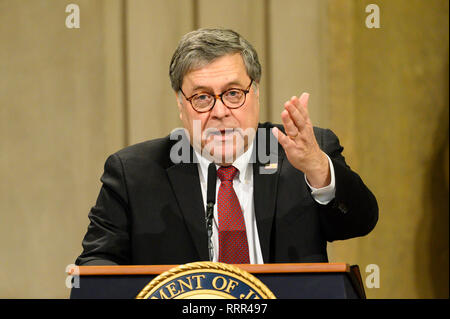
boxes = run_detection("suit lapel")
[167,162,209,261]
[252,125,283,263]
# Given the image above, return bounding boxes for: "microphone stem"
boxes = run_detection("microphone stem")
[206,202,214,261]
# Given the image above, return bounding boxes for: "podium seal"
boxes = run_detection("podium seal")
[136,262,276,299]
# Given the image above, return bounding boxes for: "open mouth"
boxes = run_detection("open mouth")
[199,127,255,163]
[205,128,239,141]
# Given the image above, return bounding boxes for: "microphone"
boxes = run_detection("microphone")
[206,163,217,261]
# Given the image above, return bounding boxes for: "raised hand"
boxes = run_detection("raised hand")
[272,93,331,188]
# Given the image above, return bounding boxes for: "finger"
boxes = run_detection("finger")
[272,127,294,151]
[289,93,309,125]
[285,100,306,131]
[290,96,302,112]
[298,92,310,118]
[281,108,299,138]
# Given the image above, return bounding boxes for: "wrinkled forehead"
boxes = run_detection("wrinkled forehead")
[181,53,248,89]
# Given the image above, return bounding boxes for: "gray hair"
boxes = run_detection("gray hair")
[169,28,261,92]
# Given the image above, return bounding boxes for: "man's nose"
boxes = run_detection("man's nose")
[210,97,230,119]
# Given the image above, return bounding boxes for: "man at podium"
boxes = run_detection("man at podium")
[75,28,378,266]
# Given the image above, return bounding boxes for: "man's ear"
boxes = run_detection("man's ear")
[175,91,183,120]
[253,82,260,100]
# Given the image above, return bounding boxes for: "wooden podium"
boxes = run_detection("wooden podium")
[69,263,365,299]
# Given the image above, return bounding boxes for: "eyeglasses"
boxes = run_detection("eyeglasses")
[180,79,253,113]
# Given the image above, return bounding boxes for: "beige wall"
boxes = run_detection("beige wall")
[326,0,449,298]
[0,0,125,298]
[0,0,448,298]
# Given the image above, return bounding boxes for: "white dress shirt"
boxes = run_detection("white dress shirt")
[195,143,336,264]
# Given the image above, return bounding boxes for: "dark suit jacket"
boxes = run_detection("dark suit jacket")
[75,122,378,265]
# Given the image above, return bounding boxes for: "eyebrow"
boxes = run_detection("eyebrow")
[190,81,245,93]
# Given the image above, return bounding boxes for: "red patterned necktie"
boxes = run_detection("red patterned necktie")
[217,166,250,264]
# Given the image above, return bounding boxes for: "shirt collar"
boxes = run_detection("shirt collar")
[195,142,254,184]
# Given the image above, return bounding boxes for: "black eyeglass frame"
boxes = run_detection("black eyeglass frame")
[180,79,254,113]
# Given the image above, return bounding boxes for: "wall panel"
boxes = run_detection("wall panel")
[268,0,328,126]
[327,0,449,298]
[126,0,193,144]
[0,0,125,297]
